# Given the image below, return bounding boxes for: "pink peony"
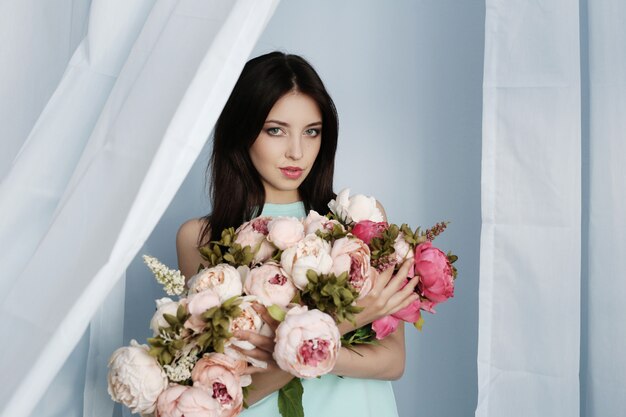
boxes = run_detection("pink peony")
[329,237,373,298]
[184,289,221,333]
[235,217,275,264]
[243,262,297,307]
[371,316,401,340]
[228,296,264,334]
[273,306,341,379]
[156,385,220,417]
[280,234,333,290]
[191,353,245,417]
[414,242,454,303]
[187,264,243,302]
[351,220,388,245]
[267,217,305,250]
[371,280,422,340]
[108,341,168,415]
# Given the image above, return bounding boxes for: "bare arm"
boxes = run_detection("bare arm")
[176,218,207,280]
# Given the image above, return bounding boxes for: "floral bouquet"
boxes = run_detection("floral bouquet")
[108,189,458,417]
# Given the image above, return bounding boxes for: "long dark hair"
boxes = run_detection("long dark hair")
[198,52,338,246]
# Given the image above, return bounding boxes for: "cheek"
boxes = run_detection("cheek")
[305,140,322,162]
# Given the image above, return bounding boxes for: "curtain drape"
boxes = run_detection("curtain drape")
[0,1,279,416]
[478,0,625,416]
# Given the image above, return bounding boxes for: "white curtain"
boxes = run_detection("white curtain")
[478,0,626,416]
[0,1,279,416]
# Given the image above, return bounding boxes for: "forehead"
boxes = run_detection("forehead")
[266,92,321,122]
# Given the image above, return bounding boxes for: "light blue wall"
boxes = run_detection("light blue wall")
[124,1,484,416]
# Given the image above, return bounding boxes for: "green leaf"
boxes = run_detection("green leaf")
[163,313,179,327]
[267,304,286,322]
[278,378,304,417]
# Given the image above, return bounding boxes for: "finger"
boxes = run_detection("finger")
[387,292,420,316]
[241,363,277,375]
[372,263,395,290]
[381,259,413,296]
[233,345,274,362]
[234,330,274,352]
[253,304,281,332]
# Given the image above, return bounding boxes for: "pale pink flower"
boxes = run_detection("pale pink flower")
[273,306,341,379]
[155,385,220,417]
[243,262,297,307]
[327,188,383,223]
[108,341,168,415]
[267,217,305,250]
[187,264,243,302]
[150,297,181,336]
[191,353,245,417]
[329,237,373,298]
[235,217,275,263]
[184,289,221,333]
[393,234,414,264]
[303,210,345,236]
[280,235,333,290]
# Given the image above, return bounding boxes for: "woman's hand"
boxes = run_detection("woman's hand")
[232,304,281,375]
[344,259,419,333]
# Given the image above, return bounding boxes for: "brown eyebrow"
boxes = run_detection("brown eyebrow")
[264,120,322,128]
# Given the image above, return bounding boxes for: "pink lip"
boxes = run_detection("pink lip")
[280,166,304,179]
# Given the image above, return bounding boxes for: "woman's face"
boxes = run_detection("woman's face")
[249,91,322,203]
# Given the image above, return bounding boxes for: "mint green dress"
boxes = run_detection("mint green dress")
[241,201,399,417]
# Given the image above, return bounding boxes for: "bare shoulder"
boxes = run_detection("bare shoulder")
[176,218,209,279]
[176,218,207,247]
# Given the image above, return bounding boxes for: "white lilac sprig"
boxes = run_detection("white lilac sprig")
[142,255,185,296]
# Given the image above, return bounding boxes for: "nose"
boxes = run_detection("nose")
[286,134,303,160]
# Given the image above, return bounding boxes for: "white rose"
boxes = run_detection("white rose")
[281,234,333,289]
[107,340,168,415]
[328,188,383,223]
[149,297,180,336]
[267,216,305,250]
[393,234,414,264]
[187,264,243,302]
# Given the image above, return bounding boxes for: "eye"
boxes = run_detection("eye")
[304,128,320,137]
[266,127,283,136]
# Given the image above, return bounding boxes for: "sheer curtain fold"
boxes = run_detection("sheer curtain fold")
[0,1,279,416]
[479,0,626,416]
[585,0,626,415]
[478,0,581,416]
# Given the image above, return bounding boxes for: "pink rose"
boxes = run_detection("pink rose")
[243,263,297,307]
[273,306,341,379]
[351,220,388,245]
[235,217,275,263]
[191,353,245,417]
[267,217,305,250]
[156,385,220,417]
[303,210,345,235]
[414,242,454,303]
[329,237,372,298]
[184,289,221,333]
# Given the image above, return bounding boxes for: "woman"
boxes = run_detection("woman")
[176,51,419,416]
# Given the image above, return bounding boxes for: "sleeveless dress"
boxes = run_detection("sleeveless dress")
[241,201,399,417]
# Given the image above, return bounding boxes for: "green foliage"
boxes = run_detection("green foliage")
[315,223,348,242]
[197,227,258,267]
[369,224,400,261]
[194,296,243,354]
[147,306,190,366]
[341,324,378,348]
[267,304,286,322]
[278,378,304,417]
[300,270,363,324]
